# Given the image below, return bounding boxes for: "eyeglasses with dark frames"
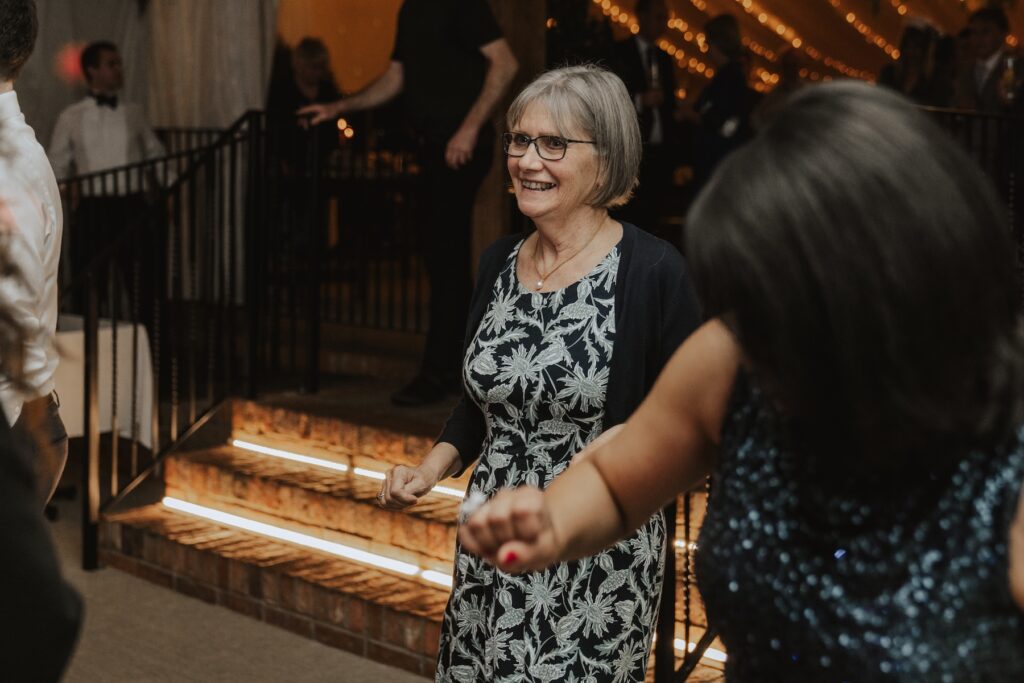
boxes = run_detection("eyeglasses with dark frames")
[502,132,595,161]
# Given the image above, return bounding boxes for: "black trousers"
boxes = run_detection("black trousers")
[417,131,494,380]
[12,392,68,505]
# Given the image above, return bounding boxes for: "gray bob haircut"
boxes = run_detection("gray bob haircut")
[506,64,641,209]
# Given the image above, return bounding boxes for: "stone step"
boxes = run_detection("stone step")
[100,504,448,678]
[101,499,725,679]
[230,388,460,471]
[164,445,459,566]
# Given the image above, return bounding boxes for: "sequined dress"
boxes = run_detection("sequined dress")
[696,375,1024,681]
[435,240,666,682]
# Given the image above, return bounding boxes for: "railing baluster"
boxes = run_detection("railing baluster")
[82,273,100,570]
[109,257,119,495]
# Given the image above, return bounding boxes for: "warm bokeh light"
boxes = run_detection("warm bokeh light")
[53,42,85,84]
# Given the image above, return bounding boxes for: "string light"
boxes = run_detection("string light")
[824,0,900,59]
[723,0,874,79]
[887,0,909,17]
[681,0,831,82]
[591,0,714,80]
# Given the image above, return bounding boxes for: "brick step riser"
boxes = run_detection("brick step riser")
[164,456,458,569]
[99,508,723,681]
[319,349,420,382]
[100,513,446,678]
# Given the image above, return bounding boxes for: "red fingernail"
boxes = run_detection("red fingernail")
[503,551,518,564]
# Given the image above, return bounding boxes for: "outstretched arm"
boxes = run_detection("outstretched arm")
[1010,482,1024,610]
[298,61,405,125]
[459,319,740,571]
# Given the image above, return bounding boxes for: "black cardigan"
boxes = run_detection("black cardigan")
[439,222,701,475]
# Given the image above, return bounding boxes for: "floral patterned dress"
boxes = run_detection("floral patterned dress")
[436,239,666,683]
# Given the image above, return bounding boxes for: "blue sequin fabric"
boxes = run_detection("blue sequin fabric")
[695,375,1024,681]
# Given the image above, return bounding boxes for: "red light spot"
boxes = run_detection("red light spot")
[54,42,85,84]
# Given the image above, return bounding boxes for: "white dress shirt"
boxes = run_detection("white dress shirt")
[0,90,62,424]
[48,95,165,181]
[975,49,1005,95]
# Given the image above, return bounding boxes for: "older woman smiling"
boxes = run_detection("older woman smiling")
[378,65,700,682]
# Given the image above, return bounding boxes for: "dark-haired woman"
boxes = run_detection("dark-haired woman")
[459,81,1024,680]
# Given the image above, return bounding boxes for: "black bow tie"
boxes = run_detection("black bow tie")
[92,93,118,109]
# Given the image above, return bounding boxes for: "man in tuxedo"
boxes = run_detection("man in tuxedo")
[609,0,680,241]
[956,7,1017,113]
[49,41,167,320]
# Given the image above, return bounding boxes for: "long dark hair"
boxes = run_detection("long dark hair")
[687,81,1024,481]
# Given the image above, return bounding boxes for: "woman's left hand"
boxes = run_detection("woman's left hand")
[458,486,562,573]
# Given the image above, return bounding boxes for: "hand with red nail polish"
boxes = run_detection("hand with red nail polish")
[457,486,560,573]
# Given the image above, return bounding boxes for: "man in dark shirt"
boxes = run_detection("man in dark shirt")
[301,0,518,406]
[609,0,681,241]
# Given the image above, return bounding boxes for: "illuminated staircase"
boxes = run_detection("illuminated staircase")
[98,384,724,680]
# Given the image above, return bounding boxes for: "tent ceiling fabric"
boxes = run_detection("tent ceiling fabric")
[603,0,1023,87]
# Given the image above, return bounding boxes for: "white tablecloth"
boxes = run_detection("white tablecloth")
[54,315,154,449]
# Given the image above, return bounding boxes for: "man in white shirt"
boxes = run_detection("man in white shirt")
[49,40,166,318]
[49,41,166,179]
[0,0,67,504]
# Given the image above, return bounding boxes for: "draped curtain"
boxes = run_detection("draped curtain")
[21,0,278,149]
[146,0,279,128]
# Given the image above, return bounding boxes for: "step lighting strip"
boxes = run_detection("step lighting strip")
[653,633,729,663]
[163,497,454,588]
[231,439,466,499]
[676,639,728,663]
[165,496,726,663]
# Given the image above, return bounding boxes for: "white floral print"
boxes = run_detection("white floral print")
[436,240,665,682]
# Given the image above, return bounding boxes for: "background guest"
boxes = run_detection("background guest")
[955,6,1017,112]
[48,40,166,179]
[300,0,519,407]
[0,1,82,672]
[686,13,759,193]
[267,37,342,167]
[608,0,682,244]
[460,81,1024,681]
[878,22,939,104]
[751,45,805,129]
[378,65,700,680]
[48,40,166,318]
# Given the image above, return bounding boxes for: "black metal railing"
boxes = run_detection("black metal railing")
[67,113,269,569]
[154,126,223,157]
[320,148,427,332]
[925,107,1023,300]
